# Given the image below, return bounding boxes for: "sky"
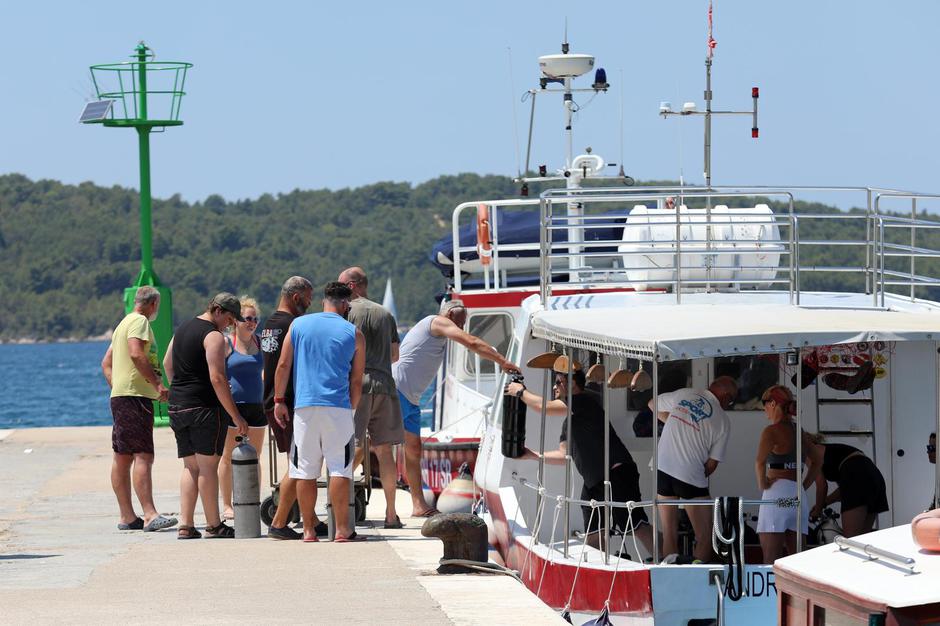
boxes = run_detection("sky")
[1,1,939,212]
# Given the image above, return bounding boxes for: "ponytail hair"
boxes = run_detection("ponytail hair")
[761,385,797,416]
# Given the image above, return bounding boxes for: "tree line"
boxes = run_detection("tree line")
[0,172,937,341]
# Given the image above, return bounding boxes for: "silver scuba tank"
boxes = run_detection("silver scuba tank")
[232,436,261,538]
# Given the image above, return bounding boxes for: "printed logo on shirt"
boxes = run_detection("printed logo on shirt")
[260,328,282,353]
[676,395,714,426]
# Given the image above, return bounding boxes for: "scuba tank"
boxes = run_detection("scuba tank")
[232,436,261,538]
[501,374,526,459]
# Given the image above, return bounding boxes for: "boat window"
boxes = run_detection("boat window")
[464,312,513,376]
[714,354,781,410]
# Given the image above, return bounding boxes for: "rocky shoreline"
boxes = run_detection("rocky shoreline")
[0,331,112,345]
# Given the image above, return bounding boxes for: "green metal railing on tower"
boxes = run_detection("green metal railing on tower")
[82,43,193,426]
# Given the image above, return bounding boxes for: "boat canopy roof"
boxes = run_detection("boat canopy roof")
[529,292,940,361]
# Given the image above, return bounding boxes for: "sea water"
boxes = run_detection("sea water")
[0,340,435,430]
[0,341,112,428]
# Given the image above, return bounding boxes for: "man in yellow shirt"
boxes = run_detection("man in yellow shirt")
[101,286,177,532]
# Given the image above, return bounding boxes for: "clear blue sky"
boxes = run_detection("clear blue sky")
[2,1,938,212]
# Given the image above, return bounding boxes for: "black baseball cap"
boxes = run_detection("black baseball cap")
[211,292,244,321]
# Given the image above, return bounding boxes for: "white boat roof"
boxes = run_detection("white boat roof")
[528,291,940,360]
[774,524,940,608]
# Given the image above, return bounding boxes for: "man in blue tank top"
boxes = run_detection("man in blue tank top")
[273,282,366,542]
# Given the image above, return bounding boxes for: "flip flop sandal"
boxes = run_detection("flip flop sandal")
[204,522,235,539]
[118,517,144,531]
[302,536,319,543]
[143,515,178,532]
[177,526,202,540]
[384,516,404,529]
[415,508,440,518]
[334,531,367,543]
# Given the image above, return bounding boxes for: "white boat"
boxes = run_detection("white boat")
[425,28,940,626]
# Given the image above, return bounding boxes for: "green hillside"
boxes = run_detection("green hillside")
[1,172,938,341]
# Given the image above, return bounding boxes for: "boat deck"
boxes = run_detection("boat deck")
[0,427,564,625]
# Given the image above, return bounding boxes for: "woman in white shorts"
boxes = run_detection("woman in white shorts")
[755,385,823,563]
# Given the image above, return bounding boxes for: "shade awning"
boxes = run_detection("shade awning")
[530,298,940,361]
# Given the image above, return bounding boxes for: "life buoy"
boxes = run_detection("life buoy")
[912,509,940,552]
[476,204,492,266]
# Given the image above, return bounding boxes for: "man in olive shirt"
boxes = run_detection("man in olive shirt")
[101,286,177,532]
[339,267,403,528]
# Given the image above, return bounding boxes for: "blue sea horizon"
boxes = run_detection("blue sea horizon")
[0,340,435,430]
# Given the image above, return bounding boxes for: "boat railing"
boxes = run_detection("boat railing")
[449,186,940,307]
[511,471,793,565]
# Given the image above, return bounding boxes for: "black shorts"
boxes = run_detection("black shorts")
[657,470,710,499]
[839,456,889,514]
[228,403,266,428]
[168,405,226,457]
[110,396,155,455]
[582,462,649,534]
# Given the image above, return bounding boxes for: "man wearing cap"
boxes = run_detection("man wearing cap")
[164,293,249,540]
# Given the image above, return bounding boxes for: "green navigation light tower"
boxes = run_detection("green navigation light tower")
[81,42,192,426]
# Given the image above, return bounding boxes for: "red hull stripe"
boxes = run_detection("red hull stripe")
[484,488,653,615]
[456,287,640,309]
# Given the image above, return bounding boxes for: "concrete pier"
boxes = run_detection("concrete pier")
[0,427,564,625]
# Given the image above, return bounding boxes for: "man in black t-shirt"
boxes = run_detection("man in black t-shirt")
[260,276,317,541]
[507,369,653,555]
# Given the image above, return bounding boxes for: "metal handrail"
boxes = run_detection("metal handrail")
[834,535,918,574]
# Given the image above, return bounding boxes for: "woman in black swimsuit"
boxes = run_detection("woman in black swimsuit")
[811,437,888,537]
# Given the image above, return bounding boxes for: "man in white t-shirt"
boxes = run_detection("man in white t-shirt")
[650,376,737,562]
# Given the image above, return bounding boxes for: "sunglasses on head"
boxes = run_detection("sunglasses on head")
[243,316,258,323]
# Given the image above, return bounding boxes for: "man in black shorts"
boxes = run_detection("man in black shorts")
[260,276,325,540]
[508,370,653,554]
[164,293,249,539]
[651,377,737,562]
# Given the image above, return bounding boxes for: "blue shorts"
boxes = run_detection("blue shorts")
[398,391,421,436]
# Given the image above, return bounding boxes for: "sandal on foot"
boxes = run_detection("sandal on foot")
[414,508,440,518]
[334,531,367,543]
[204,522,235,538]
[302,535,319,543]
[384,516,404,529]
[118,517,144,531]
[177,526,202,540]
[144,515,178,532]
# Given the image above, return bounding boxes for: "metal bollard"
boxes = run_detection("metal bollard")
[232,436,261,538]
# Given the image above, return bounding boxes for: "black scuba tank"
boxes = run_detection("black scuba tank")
[501,374,526,458]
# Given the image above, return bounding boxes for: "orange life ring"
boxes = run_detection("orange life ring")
[911,509,940,552]
[476,203,492,266]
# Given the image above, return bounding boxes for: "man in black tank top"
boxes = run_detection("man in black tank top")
[164,293,249,540]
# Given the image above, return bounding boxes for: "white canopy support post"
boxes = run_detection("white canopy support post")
[563,346,573,559]
[936,342,940,511]
[796,346,803,553]
[651,351,660,564]
[602,352,611,564]
[536,364,550,540]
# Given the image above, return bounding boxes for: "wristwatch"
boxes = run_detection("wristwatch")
[274,397,287,405]
[514,386,525,398]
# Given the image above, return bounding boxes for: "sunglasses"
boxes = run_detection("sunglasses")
[243,316,259,323]
[929,444,937,453]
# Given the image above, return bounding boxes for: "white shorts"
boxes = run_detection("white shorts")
[757,479,809,534]
[288,406,355,480]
